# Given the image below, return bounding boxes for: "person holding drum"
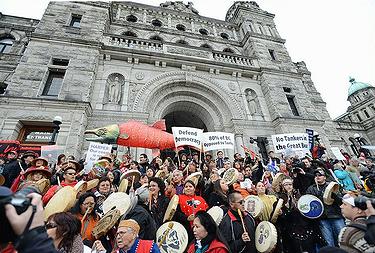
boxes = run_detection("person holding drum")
[306,168,345,247]
[14,163,51,194]
[42,161,81,205]
[255,181,277,221]
[275,177,324,253]
[94,177,112,215]
[149,177,169,227]
[165,169,184,198]
[69,192,99,243]
[219,191,256,253]
[187,211,230,253]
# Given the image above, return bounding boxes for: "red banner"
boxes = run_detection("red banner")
[0,140,20,158]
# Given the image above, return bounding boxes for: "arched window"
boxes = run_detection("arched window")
[150,35,163,42]
[364,110,370,118]
[176,24,186,31]
[223,48,234,53]
[151,19,162,27]
[199,28,208,35]
[126,15,138,23]
[200,44,212,49]
[357,114,362,122]
[176,40,188,45]
[122,31,137,37]
[220,33,229,40]
[0,37,14,53]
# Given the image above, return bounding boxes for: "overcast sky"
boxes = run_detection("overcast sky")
[2,0,374,119]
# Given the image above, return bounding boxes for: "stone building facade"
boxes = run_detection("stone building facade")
[0,1,372,158]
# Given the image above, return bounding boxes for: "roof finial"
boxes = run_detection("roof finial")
[349,76,355,83]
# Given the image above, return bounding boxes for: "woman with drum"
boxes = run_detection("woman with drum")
[187,211,230,253]
[70,192,99,243]
[94,177,112,216]
[255,181,277,221]
[207,179,229,211]
[275,177,322,253]
[165,169,185,198]
[149,177,169,227]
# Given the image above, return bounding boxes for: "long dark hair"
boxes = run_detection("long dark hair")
[194,211,231,253]
[213,179,227,200]
[47,212,81,253]
[149,177,166,197]
[69,192,98,219]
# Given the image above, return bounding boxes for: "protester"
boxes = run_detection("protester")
[148,177,169,227]
[219,191,256,252]
[187,211,230,253]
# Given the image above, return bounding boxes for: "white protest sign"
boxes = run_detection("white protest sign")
[202,132,235,151]
[331,147,346,160]
[84,142,112,173]
[172,127,203,150]
[271,133,309,153]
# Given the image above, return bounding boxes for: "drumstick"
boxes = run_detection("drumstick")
[81,207,91,223]
[131,175,135,189]
[315,178,319,191]
[237,209,247,234]
[158,222,174,247]
[57,176,61,186]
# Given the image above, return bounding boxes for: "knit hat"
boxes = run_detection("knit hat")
[118,219,140,234]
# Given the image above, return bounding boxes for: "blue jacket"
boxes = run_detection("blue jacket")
[334,169,356,191]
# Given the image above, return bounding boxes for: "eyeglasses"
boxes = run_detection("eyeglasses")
[66,173,76,176]
[116,230,131,237]
[45,223,57,230]
[314,174,324,177]
[283,183,293,186]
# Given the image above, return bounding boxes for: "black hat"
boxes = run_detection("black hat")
[314,168,326,176]
[21,151,37,159]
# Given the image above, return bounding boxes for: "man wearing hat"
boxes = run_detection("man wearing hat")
[306,168,345,247]
[21,150,37,168]
[42,160,81,205]
[113,219,160,253]
[338,193,375,252]
[215,150,224,169]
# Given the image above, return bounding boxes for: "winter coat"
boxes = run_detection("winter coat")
[334,169,356,191]
[219,209,256,253]
[124,203,157,240]
[187,239,229,253]
[2,159,22,187]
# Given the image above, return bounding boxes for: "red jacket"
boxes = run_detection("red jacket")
[42,180,77,205]
[187,239,229,253]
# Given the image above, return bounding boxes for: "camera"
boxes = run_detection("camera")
[0,186,40,243]
[354,196,375,211]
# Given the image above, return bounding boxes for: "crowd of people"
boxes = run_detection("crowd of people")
[0,145,375,253]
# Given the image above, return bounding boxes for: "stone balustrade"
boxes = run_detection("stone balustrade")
[104,35,257,67]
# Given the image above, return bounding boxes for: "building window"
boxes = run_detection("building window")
[0,82,7,94]
[283,87,291,93]
[268,49,276,60]
[69,14,82,28]
[357,114,362,122]
[287,95,300,116]
[126,15,138,23]
[267,26,273,36]
[122,31,137,37]
[176,40,188,45]
[176,24,186,31]
[371,105,375,113]
[150,35,163,42]
[42,70,65,96]
[151,19,162,27]
[364,110,370,118]
[199,28,208,35]
[52,58,69,66]
[220,33,229,40]
[200,44,212,49]
[223,48,234,53]
[0,37,14,53]
[258,25,264,34]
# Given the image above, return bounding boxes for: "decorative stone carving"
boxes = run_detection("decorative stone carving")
[228,82,236,91]
[106,73,125,104]
[135,72,144,80]
[166,46,210,58]
[160,1,199,15]
[245,88,261,116]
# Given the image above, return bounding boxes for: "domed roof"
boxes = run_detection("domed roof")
[348,77,373,97]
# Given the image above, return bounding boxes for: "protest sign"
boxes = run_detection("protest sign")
[0,140,20,158]
[331,147,346,160]
[202,132,234,151]
[271,133,309,153]
[41,145,64,166]
[306,129,314,150]
[84,142,112,173]
[172,127,203,150]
